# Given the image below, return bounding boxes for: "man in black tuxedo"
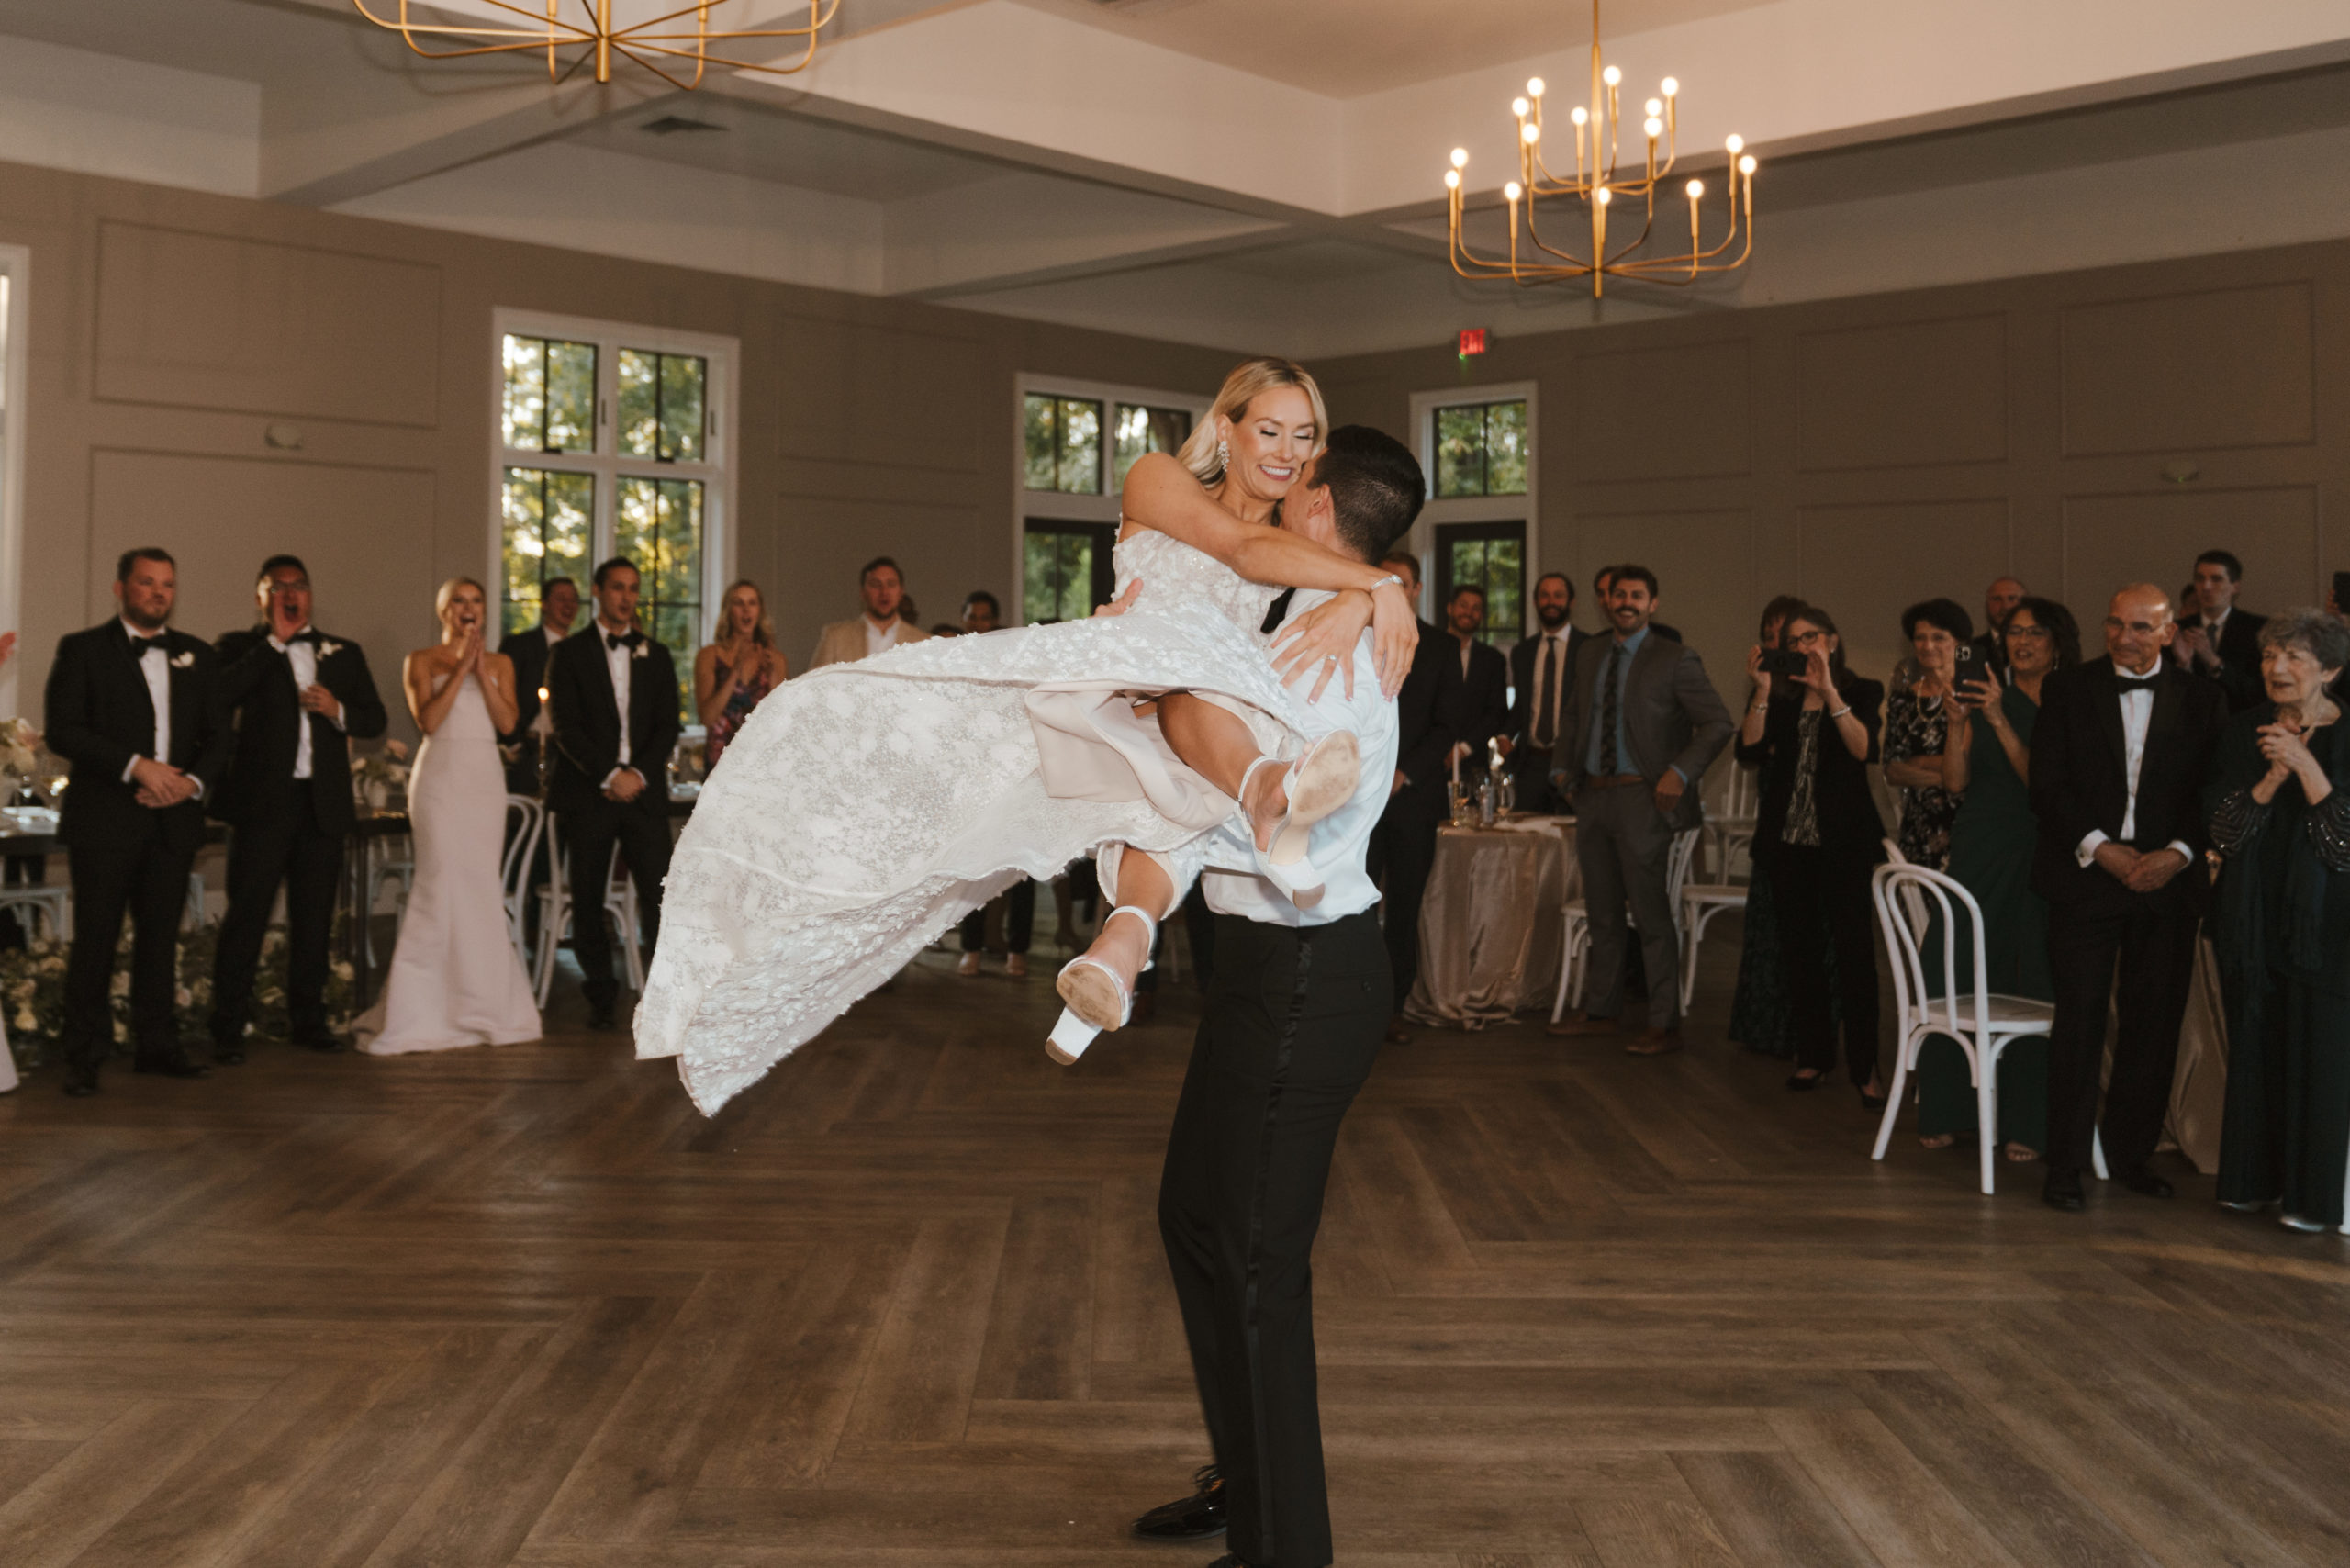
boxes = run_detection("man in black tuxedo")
[1365,552,1451,1042]
[2171,549,2267,712]
[546,556,681,1030]
[1432,583,1512,781]
[1498,571,1583,815]
[498,574,580,795]
[208,555,388,1058]
[42,549,234,1095]
[2030,583,2228,1212]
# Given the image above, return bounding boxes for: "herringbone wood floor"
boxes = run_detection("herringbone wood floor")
[4,928,2349,1568]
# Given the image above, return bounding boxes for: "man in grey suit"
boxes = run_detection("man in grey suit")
[1548,565,1733,1053]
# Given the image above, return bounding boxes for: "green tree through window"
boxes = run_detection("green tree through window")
[501,468,594,635]
[617,476,703,713]
[503,336,597,454]
[1024,395,1104,494]
[1435,399,1528,498]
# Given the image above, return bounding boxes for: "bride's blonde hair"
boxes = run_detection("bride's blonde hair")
[1175,357,1330,485]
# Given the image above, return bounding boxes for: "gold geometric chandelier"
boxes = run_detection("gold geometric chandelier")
[351,0,838,90]
[1443,0,1756,297]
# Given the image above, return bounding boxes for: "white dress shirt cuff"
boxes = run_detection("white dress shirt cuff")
[121,756,141,784]
[2165,840,2194,865]
[2076,829,2109,868]
[601,767,629,790]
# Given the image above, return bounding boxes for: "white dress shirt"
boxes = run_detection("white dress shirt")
[601,625,635,779]
[2075,657,2194,868]
[119,618,173,782]
[1200,590,1400,928]
[864,615,907,659]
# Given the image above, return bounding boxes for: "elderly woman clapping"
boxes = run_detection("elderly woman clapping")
[2206,608,2350,1234]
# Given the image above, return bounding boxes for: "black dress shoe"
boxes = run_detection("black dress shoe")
[2120,1170,2175,1199]
[290,1026,346,1054]
[1785,1070,1828,1092]
[133,1052,210,1080]
[586,999,617,1031]
[61,1069,98,1098]
[1133,1464,1226,1540]
[212,1039,246,1066]
[2042,1170,2086,1212]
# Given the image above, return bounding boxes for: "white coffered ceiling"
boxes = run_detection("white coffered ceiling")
[3,0,2349,356]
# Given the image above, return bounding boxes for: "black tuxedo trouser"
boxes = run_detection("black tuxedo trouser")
[2044,892,2199,1176]
[1159,910,1387,1568]
[958,878,1035,955]
[64,820,194,1070]
[560,799,671,1007]
[1510,745,1562,815]
[212,783,342,1039]
[1367,787,1440,1012]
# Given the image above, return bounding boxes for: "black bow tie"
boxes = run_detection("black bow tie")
[606,632,642,651]
[1261,589,1295,634]
[129,633,166,655]
[277,630,319,647]
[2114,670,2160,691]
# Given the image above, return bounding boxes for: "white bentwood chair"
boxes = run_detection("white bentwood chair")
[1552,824,1700,1021]
[1870,860,2108,1194]
[501,795,545,973]
[1705,764,1759,883]
[0,884,69,942]
[532,814,646,1006]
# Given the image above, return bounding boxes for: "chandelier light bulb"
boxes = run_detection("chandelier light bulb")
[1523,122,1542,144]
[1512,96,1529,118]
[1685,178,1705,198]
[1602,65,1621,86]
[1661,76,1679,96]
[1645,98,1662,118]
[1528,77,1546,97]
[1644,117,1663,139]
[1726,133,1744,154]
[1445,169,1461,188]
[1451,147,1469,168]
[1594,187,1612,205]
[1739,153,1757,174]
[1504,180,1524,201]
[1570,106,1588,126]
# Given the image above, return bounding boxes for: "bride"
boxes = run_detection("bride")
[638,358,1418,1113]
[354,577,543,1055]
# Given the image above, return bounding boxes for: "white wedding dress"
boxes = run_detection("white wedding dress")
[354,670,543,1055]
[638,528,1306,1113]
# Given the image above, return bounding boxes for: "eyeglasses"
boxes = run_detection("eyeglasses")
[263,581,311,597]
[2004,623,2053,640]
[1785,629,1824,647]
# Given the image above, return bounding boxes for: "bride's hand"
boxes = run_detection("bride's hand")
[1271,591,1369,702]
[1093,579,1142,618]
[1369,580,1418,698]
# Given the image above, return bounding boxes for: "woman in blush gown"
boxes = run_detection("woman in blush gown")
[638,359,1421,1114]
[354,577,543,1055]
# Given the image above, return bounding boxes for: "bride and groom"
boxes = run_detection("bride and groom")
[640,356,1428,1568]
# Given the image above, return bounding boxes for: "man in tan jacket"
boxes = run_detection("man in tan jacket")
[809,556,929,670]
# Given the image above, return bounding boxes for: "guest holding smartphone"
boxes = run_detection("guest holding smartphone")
[1884,599,1974,870]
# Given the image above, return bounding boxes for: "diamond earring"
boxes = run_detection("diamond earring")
[1216,439,1229,470]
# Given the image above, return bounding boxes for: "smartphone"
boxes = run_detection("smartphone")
[2333,570,2350,614]
[1759,647,1807,679]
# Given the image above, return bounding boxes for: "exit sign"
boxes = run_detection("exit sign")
[1458,329,1489,357]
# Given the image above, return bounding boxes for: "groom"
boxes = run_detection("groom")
[1136,425,1425,1568]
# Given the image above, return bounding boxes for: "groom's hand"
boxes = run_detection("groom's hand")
[605,767,646,803]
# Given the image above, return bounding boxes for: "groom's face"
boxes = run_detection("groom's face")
[1282,457,1346,555]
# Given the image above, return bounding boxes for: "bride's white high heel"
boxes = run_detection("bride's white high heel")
[1237,730,1360,909]
[1047,903,1158,1066]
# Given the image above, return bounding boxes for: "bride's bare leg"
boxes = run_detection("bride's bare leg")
[1159,692,1358,854]
[1080,846,1171,993]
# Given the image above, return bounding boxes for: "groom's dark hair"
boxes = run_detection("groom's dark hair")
[1314,425,1425,563]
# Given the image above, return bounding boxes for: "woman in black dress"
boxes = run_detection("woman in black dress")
[2207,609,2350,1234]
[1728,594,1814,1058]
[1736,604,1886,1104]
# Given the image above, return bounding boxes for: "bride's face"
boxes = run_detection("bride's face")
[1217,386,1317,510]
[442,583,487,637]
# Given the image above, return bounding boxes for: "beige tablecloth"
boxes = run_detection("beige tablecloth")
[2162,937,2229,1173]
[1404,817,1580,1029]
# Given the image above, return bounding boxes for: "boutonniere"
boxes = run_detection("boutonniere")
[318,639,343,658]
[170,651,196,669]
[631,641,650,660]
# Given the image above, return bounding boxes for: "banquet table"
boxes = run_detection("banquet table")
[1403,814,1580,1029]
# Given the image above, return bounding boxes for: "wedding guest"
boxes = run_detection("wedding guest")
[2174,549,2268,711]
[546,557,682,1030]
[352,577,540,1055]
[1736,603,1886,1101]
[695,579,785,770]
[2031,584,2228,1212]
[1969,576,2026,683]
[498,575,578,795]
[209,555,387,1059]
[1914,597,2080,1161]
[962,591,1002,635]
[1434,584,1510,778]
[0,627,48,955]
[1592,565,1682,643]
[898,594,920,629]
[928,624,962,638]
[1499,572,1583,814]
[43,549,233,1095]
[1550,566,1733,1054]
[1365,551,1450,1042]
[1884,599,1974,869]
[2208,610,2350,1233]
[1727,593,1812,1060]
[957,882,1033,979]
[810,557,929,669]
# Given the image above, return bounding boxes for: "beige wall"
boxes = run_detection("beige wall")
[0,157,1237,740]
[1318,241,2350,741]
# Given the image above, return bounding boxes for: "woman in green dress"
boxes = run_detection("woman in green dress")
[1915,597,2080,1161]
[2206,610,2350,1234]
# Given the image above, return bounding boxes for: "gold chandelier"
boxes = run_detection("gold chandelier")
[351,0,838,90]
[1443,0,1755,297]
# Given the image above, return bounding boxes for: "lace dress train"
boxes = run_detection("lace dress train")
[637,530,1300,1113]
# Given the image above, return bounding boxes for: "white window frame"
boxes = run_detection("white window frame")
[1012,373,1211,622]
[0,246,27,721]
[1407,380,1540,624]
[488,308,740,682]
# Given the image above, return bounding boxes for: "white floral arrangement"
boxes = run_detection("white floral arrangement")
[352,737,410,790]
[0,717,38,778]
